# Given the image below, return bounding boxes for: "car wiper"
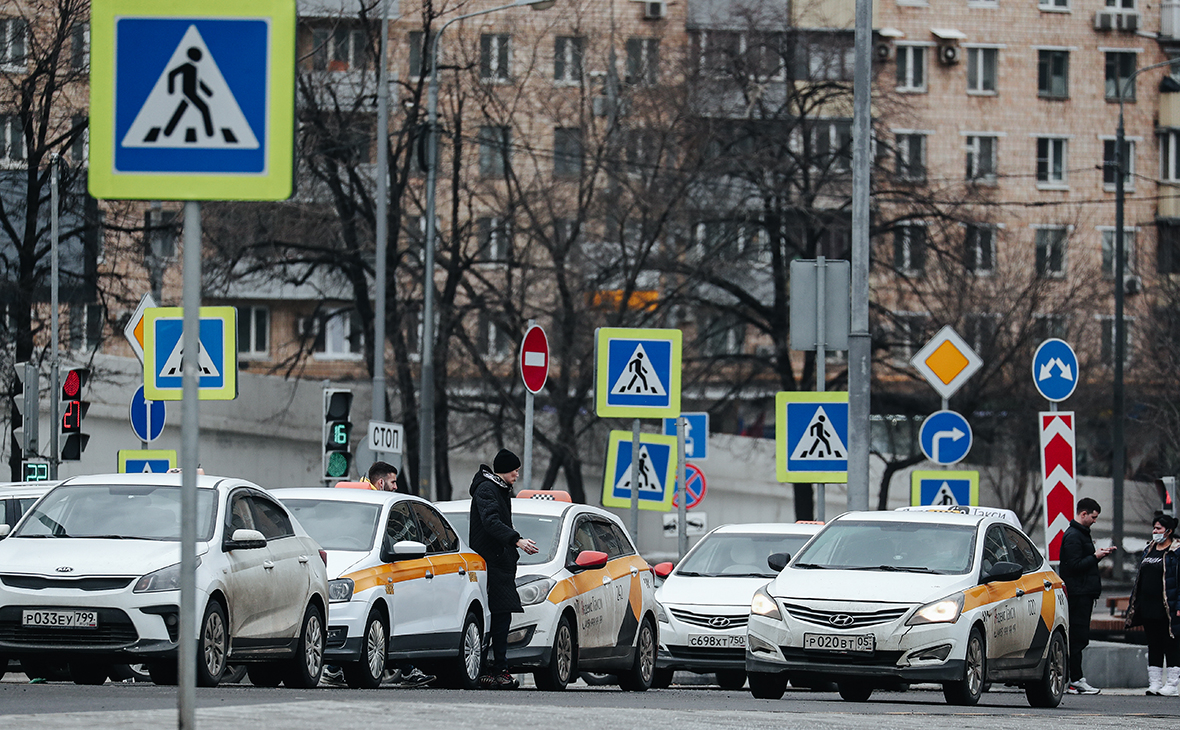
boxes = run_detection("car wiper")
[79,535,129,540]
[848,565,938,573]
[675,570,703,577]
[725,572,776,578]
[892,565,939,574]
[793,562,828,569]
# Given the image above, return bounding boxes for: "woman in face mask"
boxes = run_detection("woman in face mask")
[1125,513,1180,695]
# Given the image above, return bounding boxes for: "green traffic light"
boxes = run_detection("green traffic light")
[326,451,349,478]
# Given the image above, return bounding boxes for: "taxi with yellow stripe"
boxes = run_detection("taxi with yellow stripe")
[746,510,1068,707]
[440,493,659,691]
[275,488,489,689]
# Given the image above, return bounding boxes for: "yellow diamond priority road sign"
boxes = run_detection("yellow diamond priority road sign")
[910,325,983,400]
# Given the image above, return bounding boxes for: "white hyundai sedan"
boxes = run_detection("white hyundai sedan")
[0,474,330,688]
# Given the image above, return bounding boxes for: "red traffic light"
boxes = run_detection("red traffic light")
[61,368,88,399]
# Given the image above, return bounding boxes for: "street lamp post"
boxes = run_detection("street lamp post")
[419,0,557,500]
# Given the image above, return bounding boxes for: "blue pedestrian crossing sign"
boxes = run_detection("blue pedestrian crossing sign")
[595,328,682,419]
[118,449,177,474]
[1032,338,1079,402]
[919,410,973,465]
[663,412,709,460]
[143,307,238,401]
[601,431,678,512]
[910,470,979,507]
[88,0,296,201]
[775,392,849,483]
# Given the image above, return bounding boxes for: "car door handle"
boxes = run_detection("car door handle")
[458,569,466,576]
[1043,580,1053,590]
[630,567,639,576]
[263,560,275,570]
[425,572,434,580]
[298,555,309,564]
[1015,589,1025,597]
[602,576,612,585]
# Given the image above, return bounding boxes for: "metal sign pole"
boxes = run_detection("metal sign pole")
[49,157,60,479]
[522,320,536,490]
[677,416,687,559]
[815,256,826,521]
[630,418,641,545]
[372,0,390,425]
[178,201,201,730]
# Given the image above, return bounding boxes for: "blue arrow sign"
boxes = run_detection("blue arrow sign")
[663,413,709,460]
[1032,338,1079,402]
[129,385,166,442]
[919,410,973,465]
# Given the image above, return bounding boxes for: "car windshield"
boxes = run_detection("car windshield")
[792,520,976,574]
[280,499,381,552]
[676,533,815,578]
[12,485,218,541]
[442,511,562,566]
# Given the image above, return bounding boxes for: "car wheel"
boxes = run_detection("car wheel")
[148,661,178,686]
[534,614,576,691]
[838,681,873,702]
[284,604,326,688]
[108,664,152,683]
[1026,630,1067,708]
[222,665,249,684]
[617,618,656,692]
[246,663,284,687]
[748,671,787,700]
[649,668,673,689]
[716,669,747,690]
[196,601,228,687]
[943,626,986,706]
[68,662,110,685]
[448,610,483,690]
[345,611,388,689]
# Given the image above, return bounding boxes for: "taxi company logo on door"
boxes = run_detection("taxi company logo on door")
[579,595,604,631]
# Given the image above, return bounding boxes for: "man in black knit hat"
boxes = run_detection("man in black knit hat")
[469,448,538,689]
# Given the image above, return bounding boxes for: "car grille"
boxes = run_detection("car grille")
[665,646,746,661]
[0,575,135,592]
[781,647,905,666]
[668,608,748,630]
[781,602,908,629]
[0,607,139,647]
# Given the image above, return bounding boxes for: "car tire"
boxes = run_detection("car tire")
[222,664,249,684]
[534,614,576,691]
[345,611,388,690]
[649,668,673,689]
[196,600,228,687]
[68,662,109,685]
[284,604,326,689]
[617,618,656,692]
[448,610,483,690]
[716,669,747,690]
[246,663,284,687]
[1026,630,1067,708]
[748,671,787,700]
[838,681,873,702]
[943,626,986,706]
[148,661,179,686]
[108,664,152,683]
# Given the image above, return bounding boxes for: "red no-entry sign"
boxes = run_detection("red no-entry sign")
[520,325,549,394]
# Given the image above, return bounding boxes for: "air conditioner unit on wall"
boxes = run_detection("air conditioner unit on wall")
[875,42,895,62]
[1094,9,1116,30]
[644,1,666,19]
[939,44,960,65]
[1118,10,1140,31]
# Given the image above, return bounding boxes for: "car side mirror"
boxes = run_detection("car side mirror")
[652,561,674,578]
[767,552,790,572]
[382,540,427,563]
[570,550,608,572]
[0,524,10,539]
[982,560,1023,584]
[225,528,267,551]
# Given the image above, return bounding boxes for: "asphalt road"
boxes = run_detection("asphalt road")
[0,678,1177,729]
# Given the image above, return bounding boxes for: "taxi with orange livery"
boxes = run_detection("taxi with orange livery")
[440,491,659,691]
[746,510,1068,707]
[275,487,489,689]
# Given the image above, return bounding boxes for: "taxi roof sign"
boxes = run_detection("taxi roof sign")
[910,325,983,400]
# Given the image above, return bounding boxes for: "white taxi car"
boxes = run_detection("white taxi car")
[0,473,330,688]
[746,510,1068,707]
[275,487,489,689]
[653,522,821,689]
[439,494,659,691]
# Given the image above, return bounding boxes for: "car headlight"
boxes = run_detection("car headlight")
[656,601,669,624]
[516,577,555,606]
[134,557,200,593]
[906,593,965,626]
[328,578,355,603]
[750,586,782,621]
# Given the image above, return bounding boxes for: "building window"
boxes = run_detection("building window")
[1,114,23,164]
[70,114,87,164]
[1036,137,1067,186]
[1100,228,1135,278]
[554,36,584,84]
[699,310,746,357]
[408,31,432,77]
[692,30,741,77]
[1037,50,1069,99]
[1039,0,1069,9]
[626,38,660,85]
[965,135,997,183]
[1102,139,1134,189]
[0,17,27,68]
[315,309,364,358]
[893,313,930,360]
[964,313,999,355]
[895,133,926,182]
[966,47,997,94]
[896,45,926,92]
[748,31,788,80]
[964,224,996,273]
[1159,222,1180,274]
[478,125,511,178]
[69,304,104,353]
[1162,130,1180,181]
[695,219,763,261]
[403,215,426,264]
[475,312,511,359]
[1034,314,1069,341]
[1100,316,1133,366]
[553,127,583,178]
[1105,51,1137,101]
[894,224,926,274]
[793,31,853,82]
[812,120,852,172]
[311,25,370,72]
[1107,0,1136,8]
[237,306,270,358]
[476,217,512,262]
[1035,227,1068,278]
[70,23,87,70]
[480,33,511,81]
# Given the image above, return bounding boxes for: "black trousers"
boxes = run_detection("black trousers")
[490,612,512,673]
[1068,596,1095,682]
[1143,619,1180,668]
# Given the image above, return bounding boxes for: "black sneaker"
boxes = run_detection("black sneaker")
[478,671,519,689]
[398,667,435,687]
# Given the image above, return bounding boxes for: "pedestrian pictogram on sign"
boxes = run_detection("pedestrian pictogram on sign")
[143,306,238,401]
[595,328,682,418]
[910,470,979,507]
[610,344,668,397]
[789,407,847,461]
[775,392,849,483]
[601,430,677,512]
[118,449,177,474]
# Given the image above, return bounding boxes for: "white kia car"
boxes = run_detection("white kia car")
[275,487,490,688]
[0,473,330,688]
[745,510,1068,707]
[653,522,821,689]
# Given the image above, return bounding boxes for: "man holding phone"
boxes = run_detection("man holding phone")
[1059,497,1117,695]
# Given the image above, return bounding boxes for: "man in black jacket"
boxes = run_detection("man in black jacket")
[469,449,538,689]
[1059,497,1117,695]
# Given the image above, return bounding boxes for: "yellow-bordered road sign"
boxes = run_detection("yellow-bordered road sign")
[775,392,849,483]
[595,328,682,419]
[601,430,677,512]
[910,470,980,507]
[89,0,295,200]
[118,449,178,473]
[143,307,238,400]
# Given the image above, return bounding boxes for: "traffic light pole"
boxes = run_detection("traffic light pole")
[49,156,60,479]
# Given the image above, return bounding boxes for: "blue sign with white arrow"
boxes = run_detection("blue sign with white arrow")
[1032,338,1079,402]
[919,410,973,465]
[663,412,709,460]
[129,385,167,442]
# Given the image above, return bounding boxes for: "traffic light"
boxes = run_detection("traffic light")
[59,367,90,461]
[1156,477,1178,518]
[322,388,353,480]
[13,361,39,457]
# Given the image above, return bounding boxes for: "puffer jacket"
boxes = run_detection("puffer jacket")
[1125,541,1180,636]
[469,466,523,614]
